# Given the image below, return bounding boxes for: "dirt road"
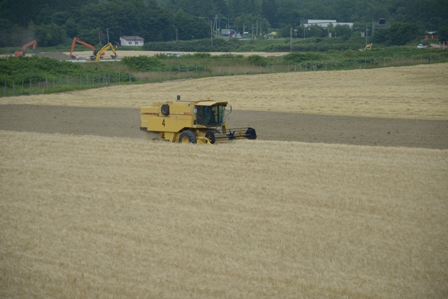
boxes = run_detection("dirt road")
[1,105,447,149]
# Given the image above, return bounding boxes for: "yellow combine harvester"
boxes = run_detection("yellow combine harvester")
[140,96,256,144]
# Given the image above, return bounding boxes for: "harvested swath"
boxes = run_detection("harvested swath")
[1,64,446,120]
[1,130,447,298]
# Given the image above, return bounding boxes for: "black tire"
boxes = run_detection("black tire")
[161,104,170,116]
[205,130,216,144]
[179,130,197,144]
[245,127,257,140]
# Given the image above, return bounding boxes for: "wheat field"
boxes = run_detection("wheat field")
[1,130,447,298]
[1,63,447,120]
[1,63,448,298]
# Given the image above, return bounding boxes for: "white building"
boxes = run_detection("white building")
[301,19,353,29]
[120,36,144,46]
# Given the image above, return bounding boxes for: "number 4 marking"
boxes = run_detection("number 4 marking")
[162,119,165,126]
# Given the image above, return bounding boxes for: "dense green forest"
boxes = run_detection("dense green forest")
[1,0,447,49]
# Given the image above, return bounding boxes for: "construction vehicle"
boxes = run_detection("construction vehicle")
[95,42,117,61]
[359,43,373,51]
[140,96,257,144]
[69,37,104,60]
[14,40,37,57]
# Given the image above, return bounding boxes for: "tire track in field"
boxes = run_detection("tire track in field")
[1,105,447,149]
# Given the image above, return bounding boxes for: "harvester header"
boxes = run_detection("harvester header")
[140,96,256,144]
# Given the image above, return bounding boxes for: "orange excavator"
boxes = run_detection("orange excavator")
[15,40,37,57]
[69,37,104,60]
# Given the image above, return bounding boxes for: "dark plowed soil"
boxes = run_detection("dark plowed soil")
[1,105,447,149]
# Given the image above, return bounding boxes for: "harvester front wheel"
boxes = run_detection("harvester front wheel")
[205,131,216,144]
[245,127,257,140]
[179,130,197,144]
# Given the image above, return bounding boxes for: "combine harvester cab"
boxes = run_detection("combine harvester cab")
[140,96,256,144]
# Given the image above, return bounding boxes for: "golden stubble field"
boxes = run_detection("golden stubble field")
[1,64,448,298]
[1,63,447,120]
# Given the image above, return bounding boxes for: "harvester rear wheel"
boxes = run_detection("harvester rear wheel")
[179,130,197,144]
[161,104,170,116]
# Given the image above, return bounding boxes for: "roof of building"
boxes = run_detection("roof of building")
[307,19,337,23]
[120,36,144,41]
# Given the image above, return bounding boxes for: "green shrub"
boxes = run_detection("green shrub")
[154,53,168,59]
[192,52,211,58]
[247,55,268,67]
[213,53,244,59]
[121,56,165,71]
[283,52,324,63]
[0,56,135,86]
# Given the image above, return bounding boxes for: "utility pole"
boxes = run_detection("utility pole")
[210,20,213,47]
[365,24,368,44]
[106,28,109,44]
[214,15,218,38]
[300,18,305,38]
[203,17,213,48]
[290,27,292,52]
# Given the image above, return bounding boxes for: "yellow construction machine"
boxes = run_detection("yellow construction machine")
[140,96,257,144]
[95,42,118,61]
[359,43,373,51]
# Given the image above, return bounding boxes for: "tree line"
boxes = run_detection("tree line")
[0,0,210,47]
[0,0,447,48]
